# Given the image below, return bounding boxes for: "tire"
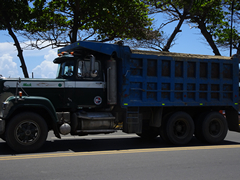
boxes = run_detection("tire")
[159,113,172,144]
[5,112,48,153]
[201,112,228,144]
[166,111,194,145]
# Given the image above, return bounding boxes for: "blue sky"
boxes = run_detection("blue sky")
[0,14,235,78]
[0,31,58,78]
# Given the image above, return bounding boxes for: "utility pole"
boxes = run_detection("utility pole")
[230,0,234,57]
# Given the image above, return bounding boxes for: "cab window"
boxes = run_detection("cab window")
[77,60,99,79]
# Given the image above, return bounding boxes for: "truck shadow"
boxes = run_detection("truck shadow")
[0,136,240,155]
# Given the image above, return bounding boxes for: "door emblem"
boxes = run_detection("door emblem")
[94,96,102,105]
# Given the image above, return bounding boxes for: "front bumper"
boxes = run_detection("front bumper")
[0,119,5,135]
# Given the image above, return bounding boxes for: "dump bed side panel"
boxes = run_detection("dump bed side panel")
[120,53,239,110]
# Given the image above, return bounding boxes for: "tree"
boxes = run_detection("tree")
[0,0,30,77]
[152,0,194,52]
[188,0,225,56]
[124,26,168,51]
[211,0,240,55]
[132,0,222,54]
[23,0,153,49]
[124,0,194,51]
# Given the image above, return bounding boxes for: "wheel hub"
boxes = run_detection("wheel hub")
[25,130,32,136]
[176,125,182,132]
[174,120,186,137]
[209,120,220,135]
[15,121,40,145]
[210,124,217,131]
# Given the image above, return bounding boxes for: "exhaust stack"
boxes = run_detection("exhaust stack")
[107,57,117,105]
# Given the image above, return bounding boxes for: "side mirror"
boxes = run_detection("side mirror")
[90,55,95,72]
[90,55,98,77]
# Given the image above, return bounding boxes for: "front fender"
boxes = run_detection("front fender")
[2,96,61,138]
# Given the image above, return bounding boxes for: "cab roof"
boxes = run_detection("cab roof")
[58,41,131,58]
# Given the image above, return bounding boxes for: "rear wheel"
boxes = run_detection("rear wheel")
[166,111,194,145]
[159,113,172,144]
[198,112,228,144]
[5,112,48,153]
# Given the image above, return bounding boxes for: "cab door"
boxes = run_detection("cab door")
[73,60,106,108]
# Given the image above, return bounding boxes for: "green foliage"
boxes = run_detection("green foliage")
[25,0,153,44]
[148,0,239,55]
[0,0,31,30]
[189,0,225,24]
[187,0,240,54]
[0,0,31,78]
[210,0,240,53]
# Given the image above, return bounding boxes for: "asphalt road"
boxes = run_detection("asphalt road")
[0,131,240,180]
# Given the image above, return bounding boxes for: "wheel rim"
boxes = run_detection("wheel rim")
[208,119,221,136]
[14,121,40,145]
[173,120,187,138]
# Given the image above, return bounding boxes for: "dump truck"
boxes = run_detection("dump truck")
[0,41,239,152]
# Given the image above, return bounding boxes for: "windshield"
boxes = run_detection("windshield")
[56,60,75,78]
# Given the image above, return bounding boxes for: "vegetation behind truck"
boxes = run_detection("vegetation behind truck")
[0,41,239,152]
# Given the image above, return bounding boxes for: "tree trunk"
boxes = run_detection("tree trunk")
[162,0,193,52]
[162,16,185,52]
[70,0,80,43]
[71,26,78,43]
[7,25,29,78]
[197,20,221,56]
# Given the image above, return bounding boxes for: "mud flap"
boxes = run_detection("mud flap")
[226,109,240,132]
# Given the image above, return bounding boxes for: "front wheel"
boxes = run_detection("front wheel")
[5,112,48,153]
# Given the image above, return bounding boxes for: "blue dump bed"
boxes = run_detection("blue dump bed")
[121,50,239,110]
[59,41,239,110]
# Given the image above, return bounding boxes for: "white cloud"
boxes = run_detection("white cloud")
[0,54,20,78]
[0,42,60,78]
[32,49,58,78]
[0,42,18,56]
